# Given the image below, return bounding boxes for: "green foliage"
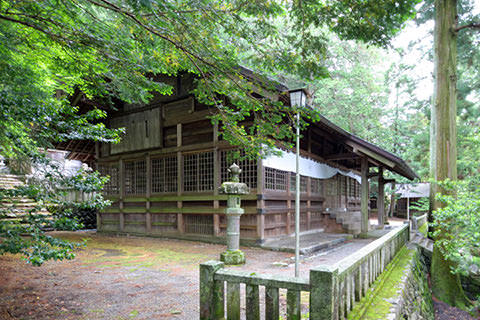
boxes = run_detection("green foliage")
[290,0,420,47]
[410,197,430,214]
[311,37,389,143]
[431,178,480,276]
[52,215,84,231]
[0,210,80,266]
[383,56,431,180]
[0,161,109,265]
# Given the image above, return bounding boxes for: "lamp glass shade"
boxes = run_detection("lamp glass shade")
[290,89,306,108]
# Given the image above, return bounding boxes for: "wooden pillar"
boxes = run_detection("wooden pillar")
[377,167,385,228]
[389,181,396,218]
[307,176,311,230]
[361,157,369,235]
[145,153,152,233]
[177,123,184,233]
[256,157,265,241]
[119,158,125,232]
[407,197,410,221]
[337,175,342,208]
[94,141,100,161]
[213,123,220,236]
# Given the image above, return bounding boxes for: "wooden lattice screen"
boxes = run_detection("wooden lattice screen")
[340,176,347,195]
[219,149,257,188]
[151,156,178,193]
[290,174,308,192]
[183,152,214,192]
[326,175,339,196]
[311,177,323,194]
[98,163,119,195]
[124,159,146,195]
[184,214,213,235]
[348,178,359,197]
[264,167,288,191]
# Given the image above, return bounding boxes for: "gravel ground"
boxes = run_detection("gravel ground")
[0,231,373,320]
[433,299,478,320]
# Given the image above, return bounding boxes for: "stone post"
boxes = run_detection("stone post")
[218,163,249,265]
[310,265,338,320]
[199,260,225,320]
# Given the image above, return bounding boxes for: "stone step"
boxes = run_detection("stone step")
[1,201,38,206]
[0,179,23,183]
[0,176,24,181]
[0,174,24,178]
[2,210,50,217]
[347,228,361,235]
[1,198,36,203]
[0,181,24,185]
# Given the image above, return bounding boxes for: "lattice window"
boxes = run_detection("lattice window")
[355,180,361,198]
[98,163,119,195]
[301,176,307,192]
[264,167,288,191]
[326,175,338,196]
[220,149,257,189]
[311,178,323,194]
[290,174,307,192]
[124,159,146,195]
[199,153,214,191]
[184,214,213,235]
[151,156,177,193]
[340,176,347,195]
[348,178,356,197]
[183,152,214,192]
[265,167,276,190]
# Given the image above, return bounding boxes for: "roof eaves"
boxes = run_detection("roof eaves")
[312,114,419,181]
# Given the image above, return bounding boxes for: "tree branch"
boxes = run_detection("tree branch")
[455,22,480,32]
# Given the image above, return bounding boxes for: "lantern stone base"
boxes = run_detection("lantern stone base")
[220,249,245,265]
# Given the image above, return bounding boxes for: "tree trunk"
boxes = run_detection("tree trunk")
[430,0,469,308]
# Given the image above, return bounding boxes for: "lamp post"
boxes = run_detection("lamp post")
[289,88,307,277]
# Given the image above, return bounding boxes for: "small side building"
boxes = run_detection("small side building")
[395,183,429,218]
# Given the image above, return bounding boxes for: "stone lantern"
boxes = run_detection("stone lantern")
[218,163,249,265]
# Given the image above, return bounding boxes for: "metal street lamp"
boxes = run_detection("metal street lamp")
[289,88,307,277]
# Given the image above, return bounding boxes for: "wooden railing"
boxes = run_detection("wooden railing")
[200,225,410,320]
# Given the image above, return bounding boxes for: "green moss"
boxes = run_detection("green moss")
[55,232,209,271]
[418,223,428,237]
[347,246,415,320]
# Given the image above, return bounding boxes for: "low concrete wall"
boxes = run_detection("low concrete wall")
[411,214,427,231]
[348,244,434,320]
[385,246,434,320]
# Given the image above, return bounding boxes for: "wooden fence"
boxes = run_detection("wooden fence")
[61,189,95,202]
[200,225,410,320]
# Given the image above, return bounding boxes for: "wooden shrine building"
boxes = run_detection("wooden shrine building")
[56,72,418,244]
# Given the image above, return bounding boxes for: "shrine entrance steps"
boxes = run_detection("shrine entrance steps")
[260,230,353,255]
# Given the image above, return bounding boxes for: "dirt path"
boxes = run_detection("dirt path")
[0,231,372,319]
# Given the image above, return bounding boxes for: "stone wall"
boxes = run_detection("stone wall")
[385,245,434,320]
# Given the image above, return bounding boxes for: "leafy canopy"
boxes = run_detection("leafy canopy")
[0,0,420,264]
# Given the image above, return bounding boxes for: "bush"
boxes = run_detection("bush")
[0,161,110,265]
[432,178,480,276]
